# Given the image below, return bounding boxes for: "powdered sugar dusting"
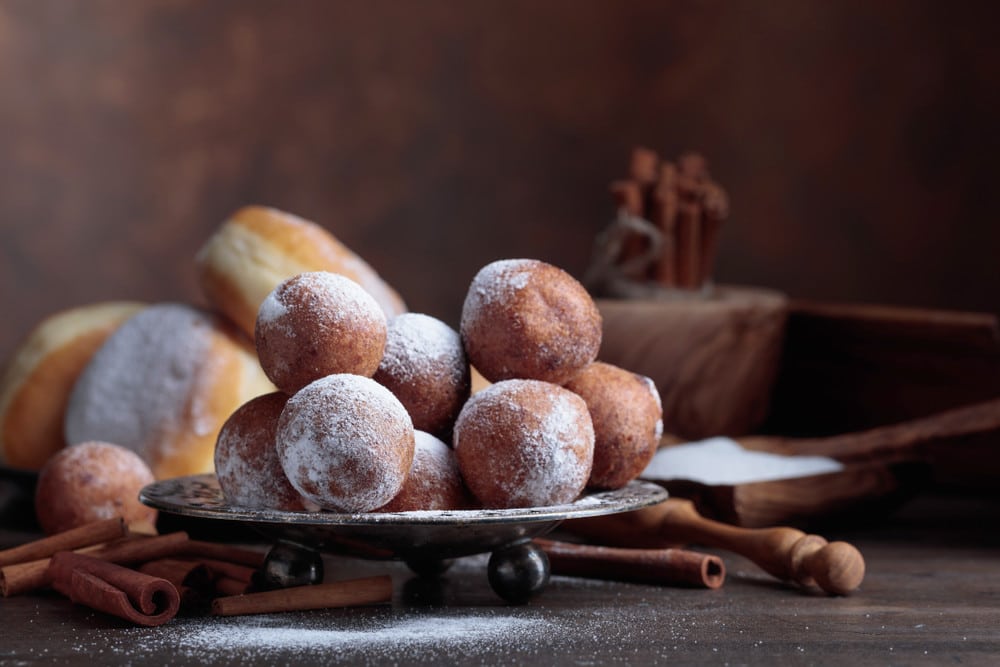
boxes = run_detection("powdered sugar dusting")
[378,313,464,384]
[641,376,665,440]
[460,259,536,329]
[276,374,415,512]
[455,379,594,507]
[64,304,218,472]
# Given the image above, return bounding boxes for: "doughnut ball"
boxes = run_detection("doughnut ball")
[255,272,388,394]
[64,304,274,479]
[196,205,406,340]
[276,374,415,513]
[214,392,310,511]
[460,259,602,385]
[375,431,475,512]
[35,441,157,535]
[453,379,594,508]
[0,302,144,470]
[564,362,664,490]
[373,313,470,439]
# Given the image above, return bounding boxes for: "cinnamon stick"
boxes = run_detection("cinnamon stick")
[534,538,725,589]
[609,180,645,217]
[651,162,679,287]
[184,540,267,569]
[675,200,703,288]
[138,559,213,591]
[0,518,126,568]
[48,552,181,627]
[211,575,393,616]
[629,147,660,186]
[1,531,189,597]
[214,576,252,597]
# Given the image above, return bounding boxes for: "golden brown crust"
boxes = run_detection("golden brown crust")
[196,206,406,338]
[0,302,144,470]
[34,441,157,535]
[564,362,663,490]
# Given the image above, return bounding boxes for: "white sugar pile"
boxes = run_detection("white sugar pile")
[642,437,844,485]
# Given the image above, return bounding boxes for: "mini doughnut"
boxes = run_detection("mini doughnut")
[375,430,475,512]
[255,272,388,394]
[276,373,415,513]
[64,303,274,479]
[0,302,144,470]
[453,379,594,508]
[460,259,602,385]
[373,313,470,439]
[196,206,406,339]
[214,392,309,511]
[34,441,157,535]
[564,361,664,490]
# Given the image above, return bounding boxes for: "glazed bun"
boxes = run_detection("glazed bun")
[64,303,274,479]
[196,206,406,339]
[453,379,594,508]
[34,441,157,535]
[460,259,602,385]
[0,302,145,470]
[564,362,663,490]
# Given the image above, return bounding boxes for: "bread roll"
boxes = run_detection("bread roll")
[196,205,406,339]
[0,302,144,470]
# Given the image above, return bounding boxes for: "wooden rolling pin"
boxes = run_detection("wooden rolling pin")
[565,498,864,595]
[534,538,725,589]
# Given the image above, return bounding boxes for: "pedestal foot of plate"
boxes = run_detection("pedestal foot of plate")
[257,540,324,590]
[405,557,453,578]
[488,540,550,604]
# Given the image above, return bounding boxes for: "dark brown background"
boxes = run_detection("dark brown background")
[2,0,998,363]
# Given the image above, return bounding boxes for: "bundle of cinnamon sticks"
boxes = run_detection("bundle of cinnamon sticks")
[0,517,391,626]
[601,147,730,291]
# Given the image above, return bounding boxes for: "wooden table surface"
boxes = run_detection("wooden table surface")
[1,492,998,666]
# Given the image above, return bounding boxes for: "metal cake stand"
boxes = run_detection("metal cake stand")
[140,474,668,602]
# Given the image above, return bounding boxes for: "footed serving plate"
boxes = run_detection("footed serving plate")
[140,474,668,602]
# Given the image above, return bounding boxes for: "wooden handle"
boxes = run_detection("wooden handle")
[534,538,724,589]
[566,499,865,595]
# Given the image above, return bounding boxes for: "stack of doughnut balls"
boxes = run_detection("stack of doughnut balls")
[0,207,662,531]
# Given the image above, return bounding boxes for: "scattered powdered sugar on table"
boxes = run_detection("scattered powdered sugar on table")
[642,437,844,485]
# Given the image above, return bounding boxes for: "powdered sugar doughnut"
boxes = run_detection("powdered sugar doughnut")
[453,379,594,508]
[460,259,602,384]
[64,304,274,479]
[564,362,663,490]
[214,392,310,511]
[255,272,388,394]
[276,374,414,512]
[35,441,157,535]
[373,313,470,439]
[375,431,475,512]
